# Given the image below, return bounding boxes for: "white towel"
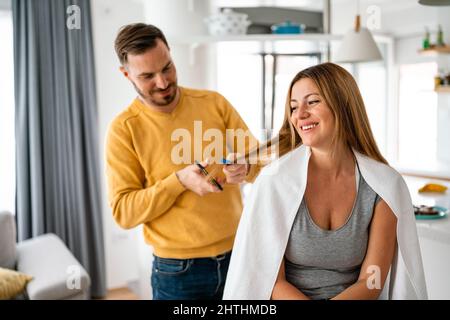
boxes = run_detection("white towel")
[223,145,427,300]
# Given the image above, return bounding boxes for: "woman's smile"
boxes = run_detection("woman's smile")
[300,122,319,132]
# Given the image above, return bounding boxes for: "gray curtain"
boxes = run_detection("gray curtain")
[13,0,106,298]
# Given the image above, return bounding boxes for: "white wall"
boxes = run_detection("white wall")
[331,0,424,35]
[0,8,15,216]
[332,0,450,167]
[91,0,145,292]
[143,0,215,90]
[0,0,10,10]
[435,8,450,164]
[390,5,450,165]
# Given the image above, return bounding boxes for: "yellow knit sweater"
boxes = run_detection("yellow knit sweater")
[106,87,260,258]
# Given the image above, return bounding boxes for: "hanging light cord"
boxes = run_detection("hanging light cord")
[355,0,361,32]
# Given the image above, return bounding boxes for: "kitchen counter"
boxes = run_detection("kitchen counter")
[402,176,450,243]
[396,162,450,181]
[402,175,450,299]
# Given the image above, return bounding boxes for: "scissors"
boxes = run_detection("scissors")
[194,160,224,191]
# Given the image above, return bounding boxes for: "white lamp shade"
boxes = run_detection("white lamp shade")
[334,27,383,63]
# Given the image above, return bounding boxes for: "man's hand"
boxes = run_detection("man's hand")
[222,153,249,185]
[176,161,222,196]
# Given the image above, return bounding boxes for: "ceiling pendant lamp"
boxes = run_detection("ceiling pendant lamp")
[334,1,383,63]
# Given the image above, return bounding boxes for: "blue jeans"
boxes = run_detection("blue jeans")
[151,251,231,300]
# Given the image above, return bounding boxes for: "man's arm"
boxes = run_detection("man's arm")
[218,94,264,183]
[106,121,220,229]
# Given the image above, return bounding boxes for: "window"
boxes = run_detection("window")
[216,41,319,140]
[216,41,264,140]
[216,38,393,199]
[0,9,15,215]
[398,62,438,168]
[216,41,319,200]
[356,58,388,155]
[272,54,321,133]
[338,43,389,157]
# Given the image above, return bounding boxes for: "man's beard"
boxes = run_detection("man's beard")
[132,81,178,107]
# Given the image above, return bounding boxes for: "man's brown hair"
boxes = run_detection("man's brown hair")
[114,23,169,65]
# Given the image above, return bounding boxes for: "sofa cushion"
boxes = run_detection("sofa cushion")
[0,267,33,300]
[0,211,16,269]
[16,234,91,300]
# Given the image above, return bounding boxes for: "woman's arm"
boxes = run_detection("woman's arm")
[271,259,311,300]
[331,199,397,300]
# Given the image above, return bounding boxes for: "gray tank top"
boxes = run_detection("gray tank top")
[284,165,381,300]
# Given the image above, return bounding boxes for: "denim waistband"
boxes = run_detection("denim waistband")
[154,251,231,262]
[212,251,231,261]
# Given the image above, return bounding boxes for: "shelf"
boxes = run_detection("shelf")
[418,46,450,56]
[435,85,450,93]
[168,33,392,47]
[169,33,343,45]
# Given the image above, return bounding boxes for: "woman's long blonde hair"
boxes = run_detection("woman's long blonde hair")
[261,62,387,165]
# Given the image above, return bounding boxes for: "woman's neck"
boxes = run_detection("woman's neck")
[309,145,355,179]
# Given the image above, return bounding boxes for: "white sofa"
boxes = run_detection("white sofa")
[0,211,90,299]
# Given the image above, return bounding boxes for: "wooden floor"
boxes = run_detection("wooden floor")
[100,287,140,300]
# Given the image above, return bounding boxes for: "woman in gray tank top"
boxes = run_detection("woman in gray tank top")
[268,63,398,300]
[284,165,382,300]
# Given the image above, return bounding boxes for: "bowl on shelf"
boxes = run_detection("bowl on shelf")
[204,8,251,36]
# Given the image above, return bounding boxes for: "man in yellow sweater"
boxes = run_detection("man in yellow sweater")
[107,23,260,300]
